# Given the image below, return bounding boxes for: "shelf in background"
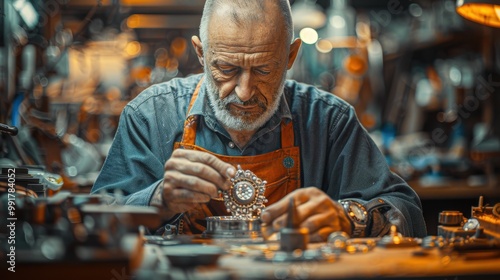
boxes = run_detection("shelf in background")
[408,178,500,200]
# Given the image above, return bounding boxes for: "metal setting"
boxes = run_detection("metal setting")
[223,165,267,219]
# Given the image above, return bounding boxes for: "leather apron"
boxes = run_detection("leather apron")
[173,79,301,234]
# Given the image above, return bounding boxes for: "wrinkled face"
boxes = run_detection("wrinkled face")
[202,5,291,131]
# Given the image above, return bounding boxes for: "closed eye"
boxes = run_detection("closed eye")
[255,69,270,75]
[221,68,238,75]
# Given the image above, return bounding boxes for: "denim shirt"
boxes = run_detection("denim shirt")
[92,73,427,237]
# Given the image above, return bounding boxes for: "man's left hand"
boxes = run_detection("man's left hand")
[260,187,352,242]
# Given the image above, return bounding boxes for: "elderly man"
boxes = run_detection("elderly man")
[92,0,426,241]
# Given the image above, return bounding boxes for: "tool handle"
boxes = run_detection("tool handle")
[0,123,19,136]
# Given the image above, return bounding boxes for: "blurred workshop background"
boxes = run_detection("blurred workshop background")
[1,0,500,234]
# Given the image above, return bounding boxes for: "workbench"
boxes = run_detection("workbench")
[133,238,500,280]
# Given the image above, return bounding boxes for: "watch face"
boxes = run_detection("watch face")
[347,203,367,223]
[350,205,364,219]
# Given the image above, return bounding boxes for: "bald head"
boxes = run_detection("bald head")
[199,0,294,50]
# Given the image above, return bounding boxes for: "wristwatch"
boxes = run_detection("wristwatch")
[340,200,368,237]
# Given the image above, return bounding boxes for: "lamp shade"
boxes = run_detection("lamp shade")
[456,0,500,28]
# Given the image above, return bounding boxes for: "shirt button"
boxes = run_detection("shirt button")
[228,142,235,148]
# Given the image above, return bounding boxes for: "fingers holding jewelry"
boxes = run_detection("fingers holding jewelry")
[169,149,235,191]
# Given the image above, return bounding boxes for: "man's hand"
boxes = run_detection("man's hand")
[160,149,236,219]
[260,187,352,242]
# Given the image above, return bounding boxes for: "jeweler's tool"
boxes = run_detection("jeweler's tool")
[280,198,309,252]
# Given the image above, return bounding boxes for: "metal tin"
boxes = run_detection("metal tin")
[203,216,262,239]
[438,211,464,226]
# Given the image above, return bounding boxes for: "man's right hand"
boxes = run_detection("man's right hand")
[160,149,236,219]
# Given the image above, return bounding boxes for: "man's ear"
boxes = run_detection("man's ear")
[191,36,204,67]
[287,38,302,70]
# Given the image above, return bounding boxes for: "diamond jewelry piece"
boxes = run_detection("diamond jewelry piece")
[223,165,267,219]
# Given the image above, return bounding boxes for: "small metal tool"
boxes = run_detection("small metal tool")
[377,225,419,248]
[280,198,309,252]
[255,199,334,263]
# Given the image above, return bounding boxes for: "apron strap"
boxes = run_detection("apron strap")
[180,78,204,145]
[280,120,294,148]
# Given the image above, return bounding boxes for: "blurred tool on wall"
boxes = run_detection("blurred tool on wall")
[289,0,500,189]
[455,0,500,188]
[0,0,203,192]
[383,0,500,189]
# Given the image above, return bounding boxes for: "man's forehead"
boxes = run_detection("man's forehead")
[209,1,282,28]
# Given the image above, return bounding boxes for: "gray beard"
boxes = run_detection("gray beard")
[204,70,285,132]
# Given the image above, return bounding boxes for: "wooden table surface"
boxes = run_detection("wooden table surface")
[218,245,500,279]
[140,239,500,280]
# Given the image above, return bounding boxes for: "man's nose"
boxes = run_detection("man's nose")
[235,71,254,102]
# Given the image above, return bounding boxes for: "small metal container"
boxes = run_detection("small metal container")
[438,210,464,226]
[203,216,262,239]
